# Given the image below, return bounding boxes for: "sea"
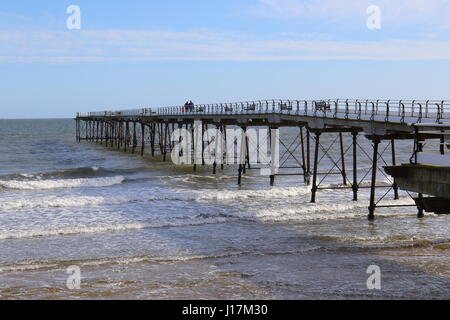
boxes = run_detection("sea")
[0,119,448,299]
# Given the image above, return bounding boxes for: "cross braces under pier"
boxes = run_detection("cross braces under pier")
[75,99,450,220]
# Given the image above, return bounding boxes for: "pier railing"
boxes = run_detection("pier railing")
[78,99,450,124]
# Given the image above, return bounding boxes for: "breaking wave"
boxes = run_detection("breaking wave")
[0,196,106,211]
[196,186,311,201]
[0,176,125,190]
[0,214,228,240]
[0,222,147,241]
[244,197,417,222]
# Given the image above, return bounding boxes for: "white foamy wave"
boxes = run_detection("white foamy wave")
[315,234,435,244]
[238,197,417,222]
[0,263,60,273]
[0,196,106,211]
[0,222,146,240]
[146,216,228,228]
[196,186,311,202]
[0,216,228,240]
[0,251,246,274]
[0,176,125,190]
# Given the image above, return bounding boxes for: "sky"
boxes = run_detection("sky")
[0,0,450,118]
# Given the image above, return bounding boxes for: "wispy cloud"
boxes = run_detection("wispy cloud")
[0,11,34,27]
[257,0,450,29]
[1,28,450,63]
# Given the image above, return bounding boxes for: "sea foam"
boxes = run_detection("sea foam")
[0,176,125,190]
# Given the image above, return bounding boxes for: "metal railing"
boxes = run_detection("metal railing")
[77,108,155,118]
[411,122,450,164]
[78,99,450,124]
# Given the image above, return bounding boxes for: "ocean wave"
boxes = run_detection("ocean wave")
[0,215,228,240]
[195,186,312,201]
[0,176,125,190]
[0,194,195,211]
[0,166,102,180]
[314,234,434,245]
[0,166,145,182]
[0,251,247,274]
[0,222,146,241]
[240,197,417,222]
[0,196,106,211]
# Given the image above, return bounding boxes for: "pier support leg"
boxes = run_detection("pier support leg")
[270,175,275,186]
[76,120,80,142]
[191,123,197,172]
[306,129,311,185]
[339,132,347,185]
[212,125,221,174]
[202,124,206,166]
[105,122,109,147]
[113,122,117,147]
[86,120,89,142]
[116,122,120,147]
[115,122,119,149]
[140,123,145,156]
[109,122,112,146]
[172,123,176,152]
[368,137,380,221]
[237,125,248,185]
[238,165,242,186]
[92,120,96,142]
[87,121,91,141]
[269,127,279,187]
[310,132,321,203]
[416,139,425,218]
[124,121,129,152]
[150,124,155,157]
[100,121,104,144]
[300,127,308,184]
[96,121,100,142]
[246,131,251,170]
[352,132,359,201]
[93,120,96,142]
[391,139,399,200]
[417,193,424,218]
[241,126,247,174]
[163,123,169,161]
[118,122,122,150]
[110,122,114,146]
[220,125,225,170]
[132,122,137,154]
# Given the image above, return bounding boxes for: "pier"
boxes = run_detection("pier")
[75,99,450,220]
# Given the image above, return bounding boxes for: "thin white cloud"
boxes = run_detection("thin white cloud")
[257,0,450,28]
[1,29,450,63]
[0,11,34,26]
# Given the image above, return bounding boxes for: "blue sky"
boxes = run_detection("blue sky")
[1,0,450,118]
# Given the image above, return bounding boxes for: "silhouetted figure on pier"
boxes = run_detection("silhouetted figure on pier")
[183,100,195,112]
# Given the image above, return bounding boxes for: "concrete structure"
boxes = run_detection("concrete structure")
[385,123,450,215]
